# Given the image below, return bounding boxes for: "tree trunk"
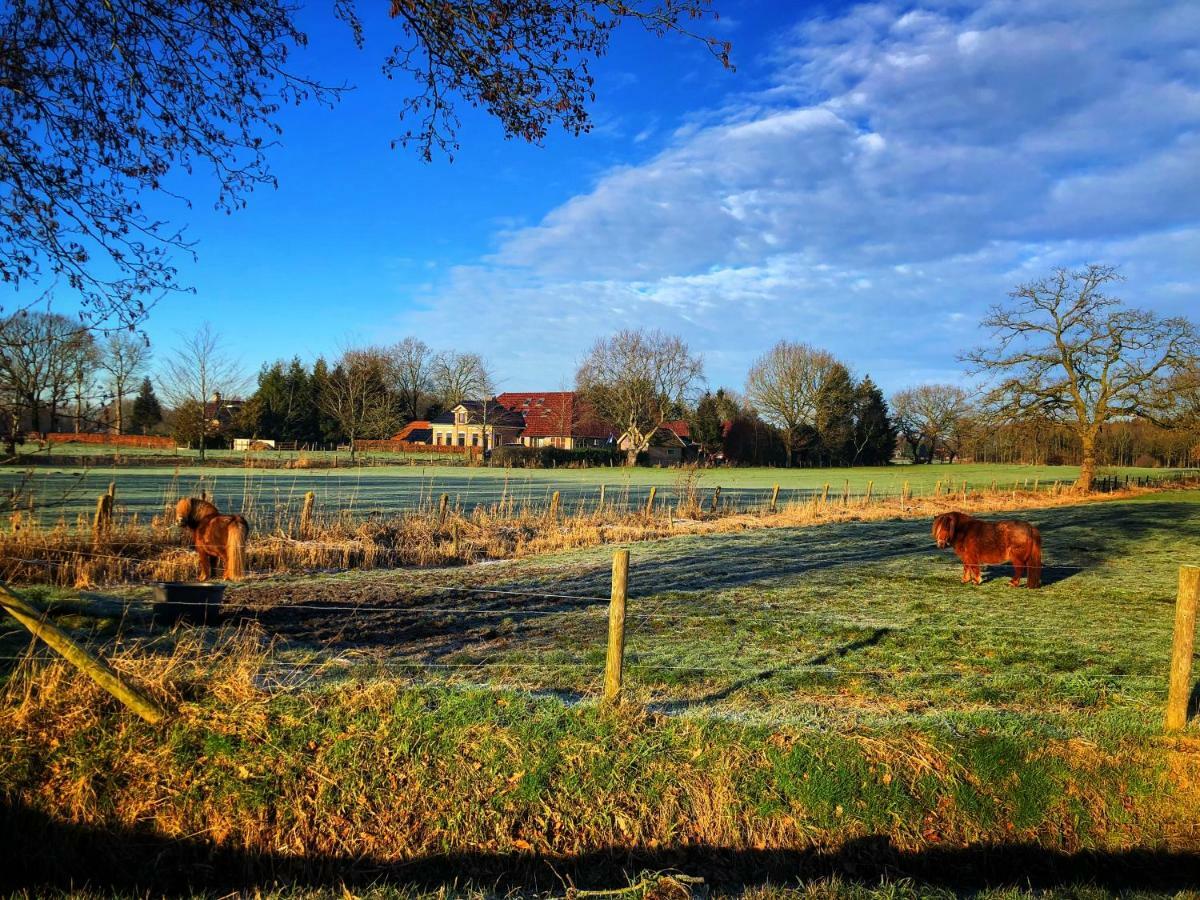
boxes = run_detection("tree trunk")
[783,430,793,468]
[1077,433,1097,492]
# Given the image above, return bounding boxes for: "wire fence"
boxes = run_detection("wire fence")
[1,531,1188,717]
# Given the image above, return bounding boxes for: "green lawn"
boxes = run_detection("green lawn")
[3,491,1199,894]
[2,459,1190,526]
[18,489,1192,743]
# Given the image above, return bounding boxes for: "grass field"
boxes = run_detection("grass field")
[2,459,1190,526]
[2,490,1199,896]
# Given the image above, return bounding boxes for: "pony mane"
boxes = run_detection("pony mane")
[176,496,221,529]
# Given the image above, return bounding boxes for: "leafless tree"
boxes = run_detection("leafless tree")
[99,332,152,435]
[576,329,704,464]
[963,265,1199,490]
[891,384,974,464]
[1,1,728,331]
[386,337,435,423]
[432,351,495,408]
[0,310,97,448]
[744,342,843,466]
[318,348,397,460]
[158,323,245,460]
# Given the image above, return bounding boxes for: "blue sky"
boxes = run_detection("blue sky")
[29,0,1200,396]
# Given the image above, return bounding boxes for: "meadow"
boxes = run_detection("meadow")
[3,489,1200,896]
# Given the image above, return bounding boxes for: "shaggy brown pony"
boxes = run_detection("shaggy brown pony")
[931,511,1042,588]
[176,497,249,581]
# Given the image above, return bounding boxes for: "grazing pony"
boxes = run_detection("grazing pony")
[175,497,249,581]
[931,511,1042,588]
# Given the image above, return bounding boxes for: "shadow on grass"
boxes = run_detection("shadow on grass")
[652,628,896,714]
[5,797,1200,895]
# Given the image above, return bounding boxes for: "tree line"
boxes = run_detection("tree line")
[3,266,1198,489]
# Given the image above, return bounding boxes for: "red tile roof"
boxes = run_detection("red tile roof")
[662,420,691,439]
[392,421,431,441]
[495,391,613,440]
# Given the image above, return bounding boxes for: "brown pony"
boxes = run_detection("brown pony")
[931,511,1042,588]
[176,497,249,581]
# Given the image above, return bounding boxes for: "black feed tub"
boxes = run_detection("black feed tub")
[151,582,226,625]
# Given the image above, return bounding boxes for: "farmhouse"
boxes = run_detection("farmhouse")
[204,391,245,433]
[430,401,525,450]
[425,392,616,452]
[620,419,698,465]
[496,391,614,449]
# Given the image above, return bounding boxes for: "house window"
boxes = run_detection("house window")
[458,434,465,447]
[471,434,479,447]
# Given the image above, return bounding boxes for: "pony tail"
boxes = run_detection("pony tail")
[226,517,248,581]
[1027,534,1042,589]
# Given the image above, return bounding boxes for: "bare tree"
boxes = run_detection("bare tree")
[432,351,494,408]
[744,342,843,466]
[1,1,727,330]
[0,310,97,446]
[891,384,973,464]
[576,329,704,464]
[158,323,245,460]
[318,348,397,461]
[387,337,435,423]
[964,265,1199,490]
[99,332,152,435]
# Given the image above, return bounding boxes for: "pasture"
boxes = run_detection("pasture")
[3,488,1200,895]
[2,458,1188,527]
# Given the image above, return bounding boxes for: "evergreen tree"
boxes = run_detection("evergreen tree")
[813,363,856,466]
[311,358,343,444]
[129,377,163,434]
[850,375,895,466]
[691,392,724,452]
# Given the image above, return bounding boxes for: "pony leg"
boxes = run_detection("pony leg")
[961,563,971,583]
[971,564,983,585]
[197,552,210,582]
[1010,557,1025,587]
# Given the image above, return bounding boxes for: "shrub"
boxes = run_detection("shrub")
[1134,453,1160,469]
[488,446,621,468]
[489,445,539,467]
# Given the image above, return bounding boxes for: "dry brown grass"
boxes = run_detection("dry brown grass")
[0,481,1175,588]
[1,628,1187,873]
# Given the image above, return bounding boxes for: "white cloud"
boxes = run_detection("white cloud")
[395,0,1200,394]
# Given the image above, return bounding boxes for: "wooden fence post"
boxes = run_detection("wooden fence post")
[842,479,850,506]
[822,483,830,504]
[934,481,942,497]
[0,583,167,724]
[902,481,910,503]
[92,491,114,541]
[710,486,721,513]
[864,481,874,506]
[439,493,449,523]
[961,479,968,502]
[550,491,561,520]
[599,484,606,512]
[645,486,657,518]
[300,490,315,537]
[770,484,780,513]
[1165,565,1200,731]
[604,550,629,704]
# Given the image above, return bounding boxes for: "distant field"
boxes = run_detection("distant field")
[0,457,1191,525]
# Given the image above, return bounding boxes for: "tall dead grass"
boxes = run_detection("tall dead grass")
[1,626,1188,879]
[0,477,1184,588]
